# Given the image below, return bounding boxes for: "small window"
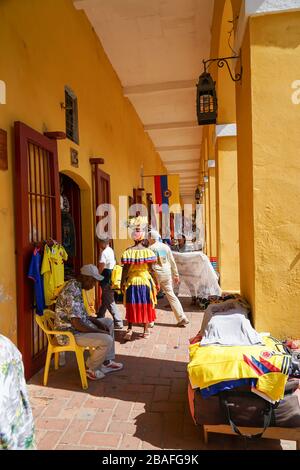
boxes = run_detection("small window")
[64,86,79,144]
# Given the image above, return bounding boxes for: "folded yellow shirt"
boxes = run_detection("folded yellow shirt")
[188,337,290,402]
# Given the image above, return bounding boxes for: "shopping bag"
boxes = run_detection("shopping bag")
[111,264,122,290]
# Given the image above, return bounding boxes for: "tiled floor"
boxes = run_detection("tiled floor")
[28,298,296,450]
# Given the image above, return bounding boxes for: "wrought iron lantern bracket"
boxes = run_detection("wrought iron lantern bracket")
[203,56,242,82]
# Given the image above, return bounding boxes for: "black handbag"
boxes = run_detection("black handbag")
[219,390,276,439]
[193,380,300,437]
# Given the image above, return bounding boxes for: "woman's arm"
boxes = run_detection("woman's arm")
[121,264,130,290]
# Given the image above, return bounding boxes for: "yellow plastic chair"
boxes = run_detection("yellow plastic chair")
[35,309,88,390]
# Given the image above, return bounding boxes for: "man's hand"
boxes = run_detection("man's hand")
[173,276,180,285]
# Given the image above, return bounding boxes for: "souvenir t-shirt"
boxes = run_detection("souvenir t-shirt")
[41,244,68,306]
[188,336,291,402]
[28,248,45,315]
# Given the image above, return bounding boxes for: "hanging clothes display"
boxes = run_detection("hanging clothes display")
[41,242,68,306]
[27,247,45,315]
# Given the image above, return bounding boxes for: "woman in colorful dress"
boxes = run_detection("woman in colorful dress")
[121,229,158,340]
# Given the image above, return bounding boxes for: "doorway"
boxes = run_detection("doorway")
[14,121,61,379]
[60,173,83,278]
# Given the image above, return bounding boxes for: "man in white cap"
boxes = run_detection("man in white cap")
[148,230,189,327]
[55,264,123,380]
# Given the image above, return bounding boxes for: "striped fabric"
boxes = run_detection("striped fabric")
[126,285,151,304]
[121,248,157,265]
[154,174,180,213]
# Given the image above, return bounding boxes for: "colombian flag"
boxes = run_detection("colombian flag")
[154,175,180,213]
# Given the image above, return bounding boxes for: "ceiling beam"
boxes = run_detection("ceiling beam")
[164,160,199,166]
[168,170,195,178]
[123,80,195,96]
[144,121,198,131]
[156,144,201,152]
[180,179,199,182]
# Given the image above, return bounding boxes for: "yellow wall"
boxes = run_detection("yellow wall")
[248,12,300,338]
[235,24,256,312]
[0,0,166,341]
[215,137,240,291]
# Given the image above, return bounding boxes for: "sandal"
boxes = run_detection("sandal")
[142,331,150,338]
[124,330,133,341]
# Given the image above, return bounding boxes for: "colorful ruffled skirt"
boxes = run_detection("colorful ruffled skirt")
[124,266,157,324]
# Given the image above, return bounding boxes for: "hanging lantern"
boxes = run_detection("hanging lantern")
[195,186,201,203]
[196,72,217,126]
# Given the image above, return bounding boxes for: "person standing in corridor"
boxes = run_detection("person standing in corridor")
[148,230,189,327]
[97,238,124,329]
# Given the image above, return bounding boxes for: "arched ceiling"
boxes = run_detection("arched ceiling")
[74,0,214,198]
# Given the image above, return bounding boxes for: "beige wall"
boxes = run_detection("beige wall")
[0,0,166,341]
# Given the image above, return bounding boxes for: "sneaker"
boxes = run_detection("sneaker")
[149,322,155,328]
[114,323,124,330]
[177,318,190,327]
[86,369,105,380]
[101,361,123,374]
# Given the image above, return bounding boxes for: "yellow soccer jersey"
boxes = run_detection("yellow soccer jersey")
[41,244,68,306]
[188,337,290,402]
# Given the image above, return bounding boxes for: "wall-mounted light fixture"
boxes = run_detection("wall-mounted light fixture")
[203,56,242,83]
[195,186,201,204]
[196,55,242,126]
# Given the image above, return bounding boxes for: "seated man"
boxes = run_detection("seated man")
[55,264,123,380]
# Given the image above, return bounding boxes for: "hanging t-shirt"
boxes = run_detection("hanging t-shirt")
[28,248,45,315]
[41,244,68,306]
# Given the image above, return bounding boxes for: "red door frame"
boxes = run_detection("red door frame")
[14,121,61,378]
[90,161,111,309]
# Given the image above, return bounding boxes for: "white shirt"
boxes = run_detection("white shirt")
[150,241,179,279]
[99,246,116,270]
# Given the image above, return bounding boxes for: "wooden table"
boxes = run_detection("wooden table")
[203,424,300,449]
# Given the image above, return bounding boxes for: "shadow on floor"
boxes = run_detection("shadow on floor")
[29,352,284,450]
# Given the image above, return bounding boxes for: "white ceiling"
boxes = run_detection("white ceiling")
[74,0,214,198]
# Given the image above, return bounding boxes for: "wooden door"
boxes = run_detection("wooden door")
[14,121,61,379]
[91,162,111,308]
